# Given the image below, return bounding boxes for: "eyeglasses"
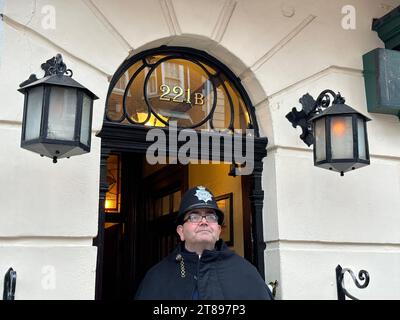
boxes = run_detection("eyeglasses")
[183,213,219,224]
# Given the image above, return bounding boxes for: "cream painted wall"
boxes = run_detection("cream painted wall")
[267,241,400,300]
[0,245,97,299]
[0,0,399,299]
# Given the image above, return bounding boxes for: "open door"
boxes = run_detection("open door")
[100,153,251,299]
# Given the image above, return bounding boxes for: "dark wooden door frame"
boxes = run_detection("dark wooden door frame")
[94,122,268,299]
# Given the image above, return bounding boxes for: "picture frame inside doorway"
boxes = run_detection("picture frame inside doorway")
[215,192,234,247]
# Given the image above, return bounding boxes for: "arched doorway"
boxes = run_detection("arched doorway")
[94,46,268,299]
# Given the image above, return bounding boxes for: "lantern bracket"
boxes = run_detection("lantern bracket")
[286,89,345,146]
[3,267,16,300]
[336,264,370,300]
[19,54,73,88]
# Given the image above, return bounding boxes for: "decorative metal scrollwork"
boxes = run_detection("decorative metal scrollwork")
[19,54,73,88]
[286,89,345,146]
[41,53,73,77]
[3,267,17,300]
[336,264,370,300]
[142,55,219,129]
[268,280,278,298]
[105,49,254,134]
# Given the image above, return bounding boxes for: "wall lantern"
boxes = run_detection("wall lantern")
[18,54,98,163]
[286,90,371,176]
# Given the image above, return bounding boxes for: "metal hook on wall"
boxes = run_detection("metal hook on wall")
[3,268,17,300]
[268,280,278,298]
[336,264,370,300]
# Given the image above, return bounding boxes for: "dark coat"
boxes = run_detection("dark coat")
[135,240,273,300]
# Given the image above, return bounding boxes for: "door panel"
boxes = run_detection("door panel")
[143,164,188,263]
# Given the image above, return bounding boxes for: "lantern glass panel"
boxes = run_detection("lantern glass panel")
[47,87,77,140]
[80,94,92,146]
[330,116,353,159]
[25,86,44,141]
[315,118,326,162]
[357,117,367,160]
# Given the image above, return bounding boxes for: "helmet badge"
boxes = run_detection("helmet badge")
[194,186,213,203]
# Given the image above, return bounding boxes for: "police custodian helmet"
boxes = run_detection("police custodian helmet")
[176,186,224,225]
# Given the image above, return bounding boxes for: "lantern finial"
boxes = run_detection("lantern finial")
[41,53,73,77]
[18,54,73,88]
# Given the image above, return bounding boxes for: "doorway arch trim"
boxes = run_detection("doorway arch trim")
[95,46,269,300]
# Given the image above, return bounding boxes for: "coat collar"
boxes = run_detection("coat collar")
[171,239,233,263]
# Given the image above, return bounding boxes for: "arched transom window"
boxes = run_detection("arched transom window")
[106,48,257,135]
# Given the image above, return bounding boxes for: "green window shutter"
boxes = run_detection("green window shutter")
[372,6,400,50]
[362,48,400,117]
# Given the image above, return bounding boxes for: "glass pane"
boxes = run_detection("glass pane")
[105,154,121,213]
[146,58,214,128]
[315,118,326,162]
[105,54,253,132]
[25,86,43,140]
[357,118,367,160]
[125,64,154,125]
[80,94,92,146]
[331,116,353,159]
[106,61,142,122]
[47,87,77,140]
[212,74,251,133]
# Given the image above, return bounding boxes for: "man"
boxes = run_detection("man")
[135,186,273,300]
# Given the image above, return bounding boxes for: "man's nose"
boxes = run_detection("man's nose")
[199,216,208,224]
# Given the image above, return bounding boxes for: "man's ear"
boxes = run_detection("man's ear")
[176,225,185,241]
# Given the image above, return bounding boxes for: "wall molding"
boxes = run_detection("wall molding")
[266,239,400,251]
[0,14,111,78]
[211,0,237,43]
[82,0,134,52]
[0,236,94,247]
[266,144,400,161]
[252,65,363,107]
[240,14,316,77]
[0,120,22,127]
[159,0,181,36]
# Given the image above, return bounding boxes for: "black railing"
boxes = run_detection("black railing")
[3,268,17,300]
[336,264,370,300]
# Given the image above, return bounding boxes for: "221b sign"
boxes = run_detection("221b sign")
[159,84,204,105]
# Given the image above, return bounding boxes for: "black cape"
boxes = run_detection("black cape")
[135,240,273,300]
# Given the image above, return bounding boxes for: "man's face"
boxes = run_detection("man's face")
[176,208,221,247]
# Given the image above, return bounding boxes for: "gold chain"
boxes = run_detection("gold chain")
[176,254,186,278]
